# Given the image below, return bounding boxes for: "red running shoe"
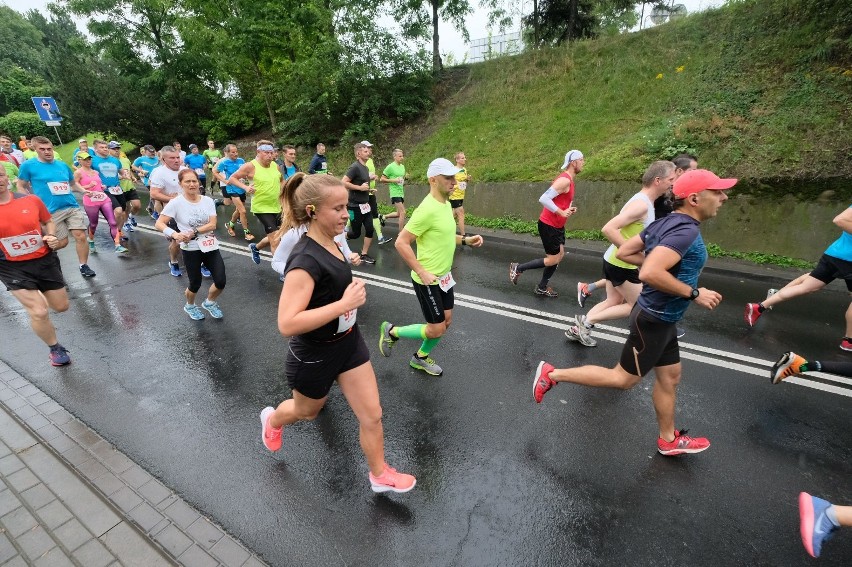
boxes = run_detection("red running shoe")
[840,338,852,352]
[657,429,710,456]
[744,303,762,327]
[532,361,556,403]
[260,407,282,452]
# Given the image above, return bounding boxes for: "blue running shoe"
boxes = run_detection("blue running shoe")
[184,303,205,320]
[151,210,160,220]
[200,265,211,278]
[249,243,261,264]
[202,300,223,319]
[49,344,71,366]
[799,492,839,558]
[129,215,138,227]
[123,222,134,233]
[169,262,182,277]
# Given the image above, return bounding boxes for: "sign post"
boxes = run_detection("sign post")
[31,97,64,146]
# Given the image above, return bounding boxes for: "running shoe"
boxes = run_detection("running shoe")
[235,219,242,225]
[564,326,582,342]
[509,262,520,285]
[119,230,128,241]
[379,321,397,356]
[79,264,96,278]
[766,288,778,301]
[87,238,95,253]
[123,222,134,233]
[534,286,558,297]
[378,236,394,245]
[169,262,182,277]
[744,303,762,327]
[150,210,160,220]
[260,406,282,452]
[114,244,128,254]
[244,229,255,242]
[278,273,285,283]
[572,315,597,347]
[129,215,138,227]
[369,464,416,494]
[202,300,223,319]
[841,338,852,352]
[378,214,386,227]
[200,265,211,278]
[226,221,236,237]
[676,327,686,339]
[657,429,710,456]
[770,351,806,384]
[249,243,261,264]
[48,344,71,367]
[532,361,556,403]
[799,492,838,558]
[360,253,376,265]
[577,282,592,308]
[409,354,442,376]
[214,198,225,207]
[184,303,205,320]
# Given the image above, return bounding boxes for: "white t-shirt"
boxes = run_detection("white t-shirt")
[149,165,183,196]
[271,225,352,275]
[161,195,217,251]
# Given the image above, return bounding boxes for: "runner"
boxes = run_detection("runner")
[361,141,391,246]
[0,135,23,166]
[565,161,675,347]
[155,169,226,320]
[72,139,89,168]
[378,158,485,376]
[202,140,222,194]
[214,144,252,241]
[532,169,736,456]
[91,140,130,247]
[73,152,123,254]
[448,152,470,236]
[770,350,852,383]
[225,140,284,264]
[278,144,300,181]
[22,140,36,162]
[0,166,71,366]
[341,142,376,264]
[174,141,187,162]
[508,150,584,297]
[744,202,852,351]
[149,145,186,277]
[308,143,329,175]
[16,136,96,278]
[259,172,416,494]
[379,148,406,234]
[184,144,208,195]
[132,145,160,217]
[798,493,848,558]
[117,149,142,235]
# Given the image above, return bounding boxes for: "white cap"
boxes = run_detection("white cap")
[560,149,584,169]
[359,140,373,147]
[426,158,461,177]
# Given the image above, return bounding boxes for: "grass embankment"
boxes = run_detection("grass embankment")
[329,0,851,186]
[53,134,135,166]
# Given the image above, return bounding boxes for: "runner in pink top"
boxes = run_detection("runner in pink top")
[74,152,120,251]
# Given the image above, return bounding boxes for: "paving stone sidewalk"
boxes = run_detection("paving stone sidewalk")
[0,360,267,567]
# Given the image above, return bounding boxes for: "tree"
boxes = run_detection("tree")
[522,0,636,47]
[392,0,473,74]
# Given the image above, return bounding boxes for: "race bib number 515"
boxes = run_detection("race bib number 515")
[0,230,43,258]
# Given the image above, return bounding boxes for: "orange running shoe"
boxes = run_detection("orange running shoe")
[369,464,416,493]
[260,406,282,452]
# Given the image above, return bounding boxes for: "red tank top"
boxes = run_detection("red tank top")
[538,172,575,229]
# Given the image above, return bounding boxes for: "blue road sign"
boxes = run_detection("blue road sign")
[31,97,63,122]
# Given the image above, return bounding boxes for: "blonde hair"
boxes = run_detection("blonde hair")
[276,173,345,237]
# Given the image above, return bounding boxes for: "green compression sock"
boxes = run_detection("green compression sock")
[417,337,441,357]
[373,218,383,239]
[391,324,427,340]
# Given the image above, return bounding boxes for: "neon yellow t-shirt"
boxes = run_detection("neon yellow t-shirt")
[366,158,376,191]
[449,168,468,201]
[405,194,456,284]
[250,159,282,214]
[383,162,406,198]
[119,156,134,192]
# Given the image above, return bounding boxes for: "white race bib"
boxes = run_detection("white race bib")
[197,233,220,252]
[437,271,456,292]
[194,168,204,176]
[337,308,357,333]
[47,181,70,195]
[1,231,44,258]
[89,192,108,202]
[458,181,467,191]
[359,203,371,214]
[107,185,123,195]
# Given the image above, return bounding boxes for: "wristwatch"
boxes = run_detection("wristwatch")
[688,288,699,301]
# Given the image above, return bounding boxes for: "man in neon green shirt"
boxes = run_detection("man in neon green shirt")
[202,140,222,194]
[377,158,485,376]
[379,148,407,233]
[361,140,391,245]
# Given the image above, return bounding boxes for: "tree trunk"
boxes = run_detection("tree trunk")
[432,0,441,74]
[251,59,277,130]
[533,0,539,48]
[566,0,578,42]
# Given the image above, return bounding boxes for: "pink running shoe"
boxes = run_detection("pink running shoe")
[369,464,416,493]
[532,361,556,403]
[260,406,282,452]
[744,303,762,327]
[657,429,710,456]
[840,338,852,352]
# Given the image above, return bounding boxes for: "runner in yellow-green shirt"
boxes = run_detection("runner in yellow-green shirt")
[448,152,471,237]
[202,140,222,194]
[379,149,407,233]
[377,158,485,376]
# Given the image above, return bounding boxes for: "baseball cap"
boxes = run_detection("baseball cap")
[359,140,373,147]
[560,150,584,169]
[107,141,121,149]
[189,143,198,149]
[426,158,461,177]
[76,152,91,159]
[672,169,738,198]
[78,139,87,143]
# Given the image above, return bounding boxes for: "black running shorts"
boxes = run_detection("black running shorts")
[123,189,141,202]
[618,305,680,377]
[0,252,66,292]
[254,212,282,235]
[538,220,565,256]
[285,325,370,400]
[603,259,641,287]
[412,279,454,324]
[810,254,852,291]
[450,199,464,209]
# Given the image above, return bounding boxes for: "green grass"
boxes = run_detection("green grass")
[329,0,851,184]
[53,134,136,166]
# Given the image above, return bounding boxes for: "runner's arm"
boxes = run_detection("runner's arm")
[833,207,852,233]
[277,270,365,336]
[601,200,648,247]
[224,162,255,192]
[395,229,436,284]
[41,219,59,248]
[538,176,574,217]
[15,178,31,194]
[341,175,368,192]
[640,245,722,309]
[149,185,175,203]
[616,233,646,267]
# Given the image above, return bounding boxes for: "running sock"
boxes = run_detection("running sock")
[538,265,557,289]
[517,258,545,272]
[826,505,840,527]
[417,337,441,357]
[587,282,599,293]
[391,324,427,340]
[814,360,852,376]
[373,218,383,239]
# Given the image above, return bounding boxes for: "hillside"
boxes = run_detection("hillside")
[325,0,851,184]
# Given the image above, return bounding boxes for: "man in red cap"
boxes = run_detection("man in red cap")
[531,169,736,456]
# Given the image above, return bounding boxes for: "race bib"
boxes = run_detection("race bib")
[1,230,43,258]
[89,191,108,202]
[320,162,327,171]
[197,233,220,252]
[47,181,70,195]
[337,308,357,333]
[107,185,123,195]
[438,271,456,292]
[359,203,371,214]
[194,168,204,176]
[458,181,467,191]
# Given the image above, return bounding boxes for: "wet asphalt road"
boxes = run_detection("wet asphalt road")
[1,207,851,566]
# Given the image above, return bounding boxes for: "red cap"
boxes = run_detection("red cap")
[673,169,738,198]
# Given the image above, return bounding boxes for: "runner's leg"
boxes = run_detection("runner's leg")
[337,361,386,476]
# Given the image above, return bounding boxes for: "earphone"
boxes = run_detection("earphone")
[307,204,316,217]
